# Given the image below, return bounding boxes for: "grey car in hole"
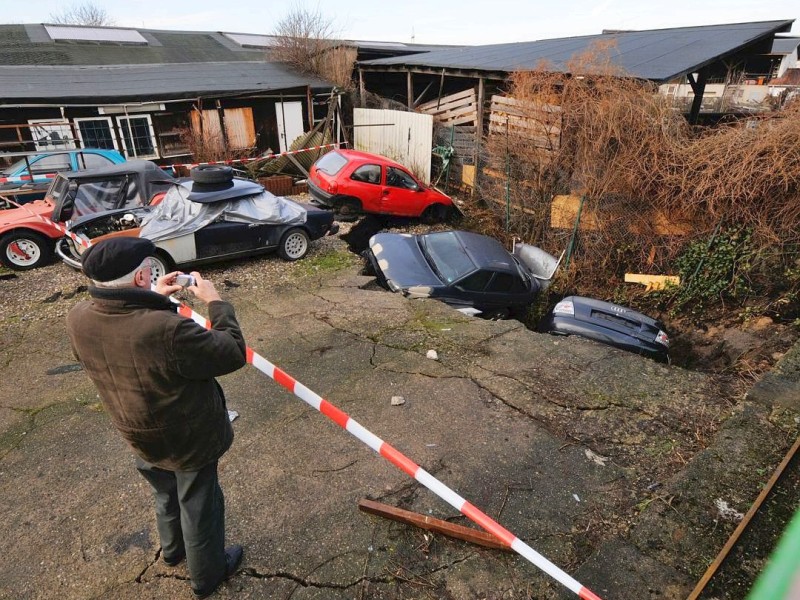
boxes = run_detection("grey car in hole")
[364,229,561,319]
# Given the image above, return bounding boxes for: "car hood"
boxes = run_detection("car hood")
[369,233,442,289]
[0,199,55,226]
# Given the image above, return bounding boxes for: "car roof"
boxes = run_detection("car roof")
[334,149,412,171]
[425,230,519,274]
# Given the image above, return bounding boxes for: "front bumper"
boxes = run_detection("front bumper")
[56,238,83,270]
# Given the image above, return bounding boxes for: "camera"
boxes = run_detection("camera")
[175,274,196,288]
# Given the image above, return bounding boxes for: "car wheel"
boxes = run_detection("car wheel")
[0,232,52,270]
[336,198,362,222]
[483,308,510,321]
[148,253,173,288]
[420,204,448,224]
[190,165,234,184]
[278,228,310,261]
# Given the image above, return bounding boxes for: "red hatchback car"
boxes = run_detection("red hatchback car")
[308,149,454,222]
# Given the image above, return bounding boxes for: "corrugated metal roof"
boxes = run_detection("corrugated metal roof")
[0,62,332,102]
[771,37,800,54]
[359,20,795,82]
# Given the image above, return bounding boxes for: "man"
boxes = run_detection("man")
[66,237,246,598]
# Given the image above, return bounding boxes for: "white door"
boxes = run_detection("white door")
[274,101,305,152]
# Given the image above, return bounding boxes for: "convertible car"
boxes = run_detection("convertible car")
[57,166,339,283]
[0,160,174,270]
[365,230,561,319]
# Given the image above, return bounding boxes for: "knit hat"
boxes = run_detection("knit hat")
[81,237,156,282]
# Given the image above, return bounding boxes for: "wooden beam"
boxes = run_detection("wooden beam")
[359,68,365,106]
[358,499,511,551]
[407,71,414,110]
[687,69,708,125]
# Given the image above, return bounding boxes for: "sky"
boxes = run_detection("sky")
[2,0,797,45]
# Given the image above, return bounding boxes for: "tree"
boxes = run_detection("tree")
[270,6,354,88]
[49,2,114,26]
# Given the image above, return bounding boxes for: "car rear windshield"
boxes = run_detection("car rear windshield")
[420,231,475,284]
[314,151,348,175]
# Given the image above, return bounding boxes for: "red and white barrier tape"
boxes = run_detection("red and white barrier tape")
[168,142,346,171]
[0,142,345,184]
[176,300,603,600]
[2,192,602,599]
[0,173,57,184]
[0,195,91,250]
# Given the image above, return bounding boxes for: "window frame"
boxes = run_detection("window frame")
[74,117,119,152]
[116,114,159,159]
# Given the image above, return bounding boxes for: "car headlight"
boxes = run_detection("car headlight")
[655,330,670,347]
[553,299,575,316]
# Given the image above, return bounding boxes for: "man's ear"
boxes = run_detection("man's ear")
[134,269,149,288]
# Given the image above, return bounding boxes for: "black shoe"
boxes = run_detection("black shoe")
[192,545,244,599]
[163,549,186,567]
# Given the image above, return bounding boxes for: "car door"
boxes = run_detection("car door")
[381,167,425,216]
[193,219,265,259]
[345,163,383,211]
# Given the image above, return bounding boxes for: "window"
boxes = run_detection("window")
[351,164,381,184]
[28,153,71,174]
[117,115,158,159]
[486,273,516,293]
[72,178,128,217]
[457,270,492,292]
[28,119,75,151]
[314,151,348,175]
[386,167,418,190]
[79,153,115,170]
[75,118,118,151]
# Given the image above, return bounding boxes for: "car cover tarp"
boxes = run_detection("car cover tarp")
[140,185,306,241]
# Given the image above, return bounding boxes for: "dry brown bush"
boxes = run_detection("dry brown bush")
[479,42,800,309]
[268,7,355,89]
[178,128,252,165]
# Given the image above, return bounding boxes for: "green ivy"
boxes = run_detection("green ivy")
[671,227,754,312]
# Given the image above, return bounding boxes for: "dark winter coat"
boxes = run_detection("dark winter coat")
[66,286,247,471]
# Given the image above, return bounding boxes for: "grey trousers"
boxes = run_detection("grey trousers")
[136,457,226,594]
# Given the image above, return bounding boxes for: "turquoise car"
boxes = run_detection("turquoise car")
[0,148,126,205]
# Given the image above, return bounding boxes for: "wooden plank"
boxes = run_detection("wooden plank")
[490,95,562,114]
[358,499,512,551]
[417,88,476,112]
[488,113,561,136]
[624,273,681,291]
[444,113,478,126]
[431,104,477,121]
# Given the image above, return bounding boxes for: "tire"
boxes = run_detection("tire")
[148,252,173,288]
[0,231,52,270]
[420,203,448,224]
[336,198,362,222]
[278,228,310,261]
[190,165,233,184]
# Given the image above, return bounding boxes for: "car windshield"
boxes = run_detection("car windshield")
[419,231,476,284]
[314,151,348,175]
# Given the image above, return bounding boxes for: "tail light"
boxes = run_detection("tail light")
[328,181,338,194]
[655,330,670,347]
[553,299,575,316]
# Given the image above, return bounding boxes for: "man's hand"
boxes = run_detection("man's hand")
[187,271,222,304]
[154,271,183,296]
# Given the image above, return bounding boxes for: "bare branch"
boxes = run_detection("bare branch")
[49,2,115,26]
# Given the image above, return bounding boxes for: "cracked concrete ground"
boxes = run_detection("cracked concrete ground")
[1,252,798,600]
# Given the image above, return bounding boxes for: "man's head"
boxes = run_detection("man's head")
[81,237,156,288]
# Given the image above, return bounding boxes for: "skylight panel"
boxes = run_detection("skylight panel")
[45,25,148,44]
[223,33,278,48]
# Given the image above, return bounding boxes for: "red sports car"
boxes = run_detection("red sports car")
[308,149,454,222]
